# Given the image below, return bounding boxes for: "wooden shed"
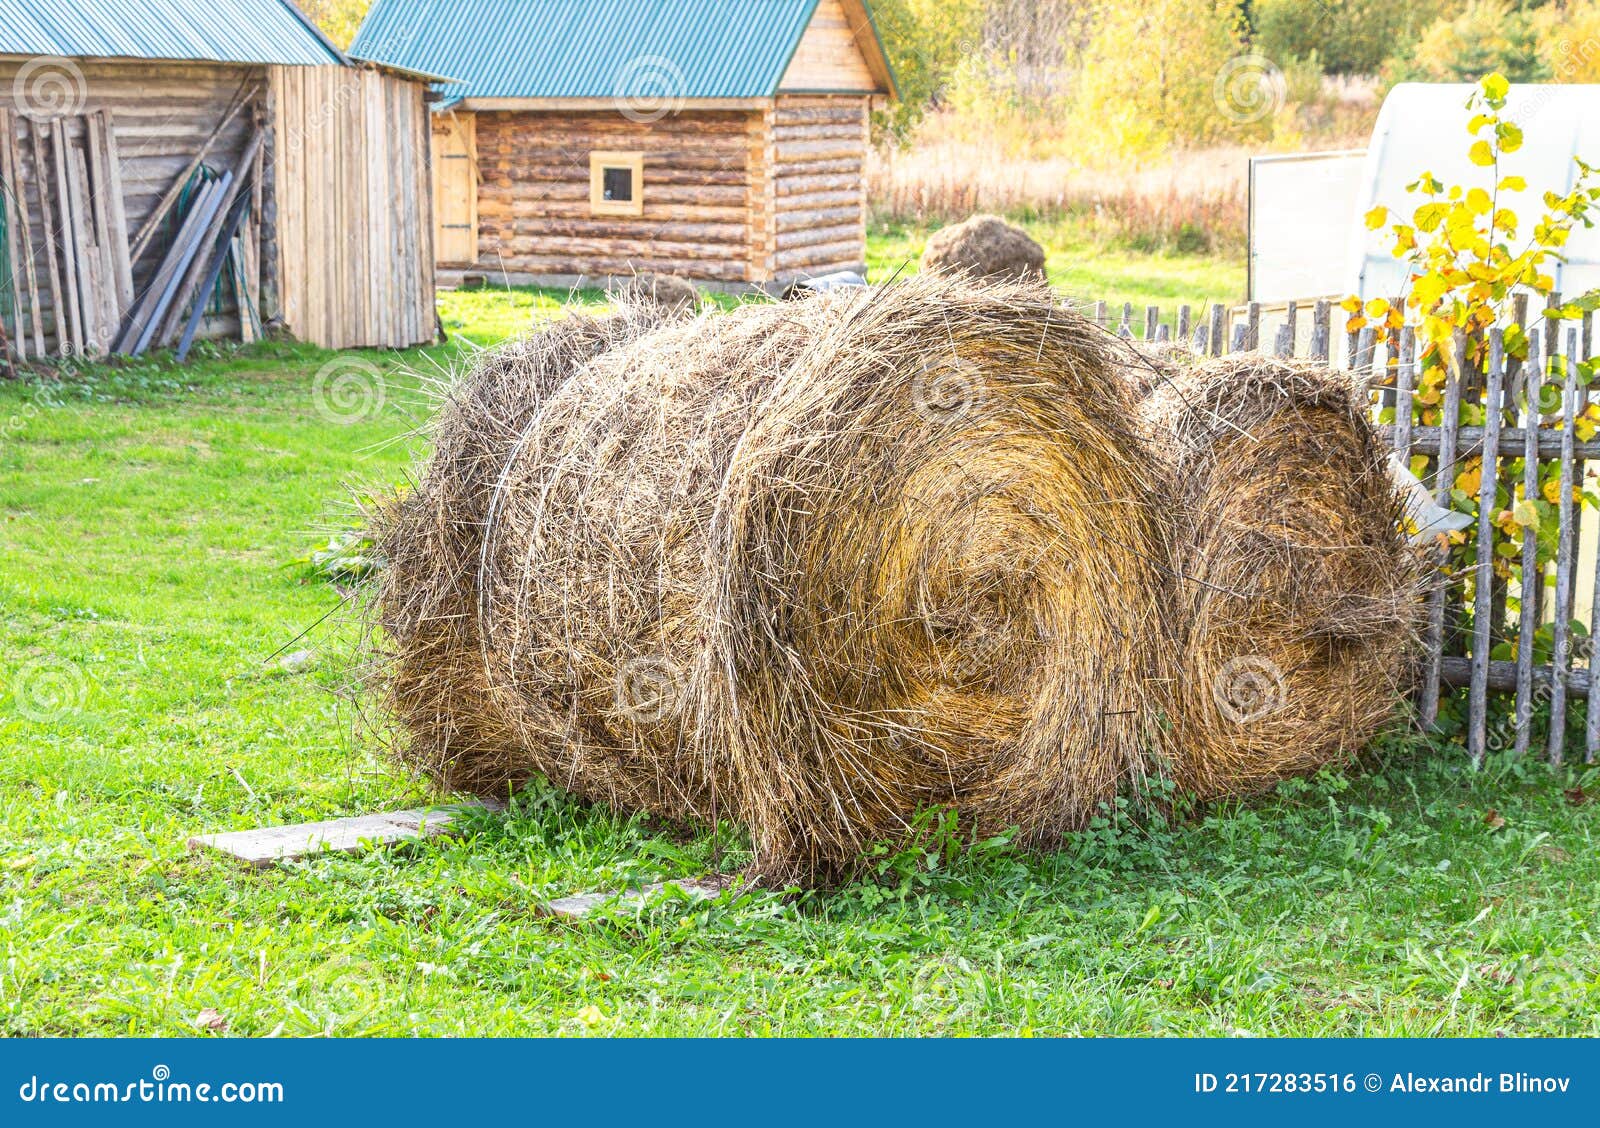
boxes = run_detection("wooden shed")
[351,0,896,291]
[0,0,438,364]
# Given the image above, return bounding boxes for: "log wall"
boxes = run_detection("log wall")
[271,64,436,349]
[466,98,871,287]
[0,58,264,354]
[472,109,755,283]
[767,95,870,282]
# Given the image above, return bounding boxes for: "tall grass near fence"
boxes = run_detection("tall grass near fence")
[867,139,1249,255]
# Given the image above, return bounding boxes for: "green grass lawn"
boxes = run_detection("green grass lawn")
[1,233,1595,1037]
[867,216,1247,314]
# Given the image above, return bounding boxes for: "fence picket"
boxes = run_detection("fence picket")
[1394,327,1416,457]
[1177,304,1191,341]
[1515,333,1543,758]
[1145,306,1158,341]
[1246,301,1261,351]
[1311,300,1331,362]
[1209,303,1225,356]
[1549,331,1580,766]
[1420,335,1465,728]
[1355,327,1376,381]
[1468,330,1504,764]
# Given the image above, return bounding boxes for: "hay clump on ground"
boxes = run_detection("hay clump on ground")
[921,214,1047,285]
[1140,355,1419,799]
[373,275,1171,886]
[615,272,700,315]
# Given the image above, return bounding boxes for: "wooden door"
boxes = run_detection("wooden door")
[431,112,477,266]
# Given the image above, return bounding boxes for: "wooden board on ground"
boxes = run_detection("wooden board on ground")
[539,877,730,920]
[188,802,498,867]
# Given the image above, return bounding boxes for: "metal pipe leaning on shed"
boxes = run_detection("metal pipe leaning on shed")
[371,276,1173,886]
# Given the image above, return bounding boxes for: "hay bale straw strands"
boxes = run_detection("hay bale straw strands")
[1138,355,1419,799]
[375,276,1172,886]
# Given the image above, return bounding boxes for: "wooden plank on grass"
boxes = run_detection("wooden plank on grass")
[187,803,493,867]
[539,877,729,920]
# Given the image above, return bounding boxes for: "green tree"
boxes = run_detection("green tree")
[1386,0,1552,84]
[1254,0,1460,74]
[867,0,986,139]
[300,0,372,50]
[1076,0,1254,157]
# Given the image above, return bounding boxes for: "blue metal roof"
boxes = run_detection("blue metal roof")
[351,0,864,103]
[0,0,345,66]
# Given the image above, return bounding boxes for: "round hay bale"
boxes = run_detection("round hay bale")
[374,276,1171,885]
[921,215,1047,285]
[615,272,700,315]
[1141,356,1419,799]
[370,304,674,795]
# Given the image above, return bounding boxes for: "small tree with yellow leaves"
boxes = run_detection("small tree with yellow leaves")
[1349,72,1600,669]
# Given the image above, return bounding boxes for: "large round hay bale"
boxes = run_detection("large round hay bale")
[374,275,1171,885]
[1141,356,1418,799]
[921,214,1047,285]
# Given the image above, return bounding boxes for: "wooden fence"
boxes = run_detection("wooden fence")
[1082,293,1598,767]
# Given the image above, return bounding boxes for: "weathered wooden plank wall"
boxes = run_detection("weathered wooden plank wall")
[269,64,435,350]
[0,59,264,355]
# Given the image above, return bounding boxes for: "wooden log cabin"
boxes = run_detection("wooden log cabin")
[0,0,438,360]
[351,0,897,291]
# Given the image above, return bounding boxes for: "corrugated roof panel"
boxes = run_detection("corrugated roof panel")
[351,0,824,100]
[0,0,344,65]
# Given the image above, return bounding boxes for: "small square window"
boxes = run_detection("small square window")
[602,165,633,202]
[590,151,644,217]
